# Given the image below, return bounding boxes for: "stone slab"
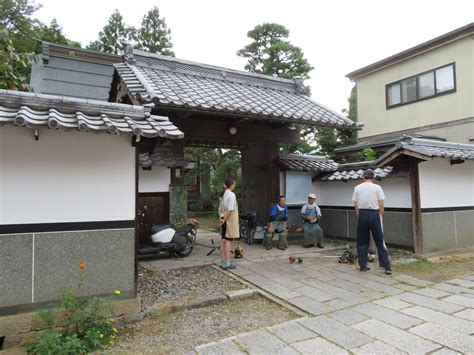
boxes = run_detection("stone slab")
[409,322,474,354]
[0,234,32,308]
[443,294,474,308]
[352,303,422,329]
[353,319,439,354]
[394,274,432,287]
[446,278,474,289]
[431,348,462,354]
[234,330,299,354]
[374,297,412,310]
[299,315,373,349]
[454,309,474,321]
[328,309,370,326]
[292,337,349,354]
[261,284,300,300]
[401,306,474,335]
[225,289,258,301]
[272,276,305,289]
[394,292,464,314]
[195,339,244,354]
[268,320,318,344]
[33,229,134,302]
[288,296,334,316]
[434,282,474,295]
[242,274,275,287]
[413,287,451,299]
[359,280,403,296]
[352,340,407,354]
[293,285,335,302]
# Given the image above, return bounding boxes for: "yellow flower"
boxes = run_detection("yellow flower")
[99,333,104,339]
[112,335,116,339]
[114,290,121,295]
[113,327,118,333]
[79,263,85,270]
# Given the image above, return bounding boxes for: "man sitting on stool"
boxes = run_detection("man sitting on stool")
[264,196,288,250]
[301,193,324,248]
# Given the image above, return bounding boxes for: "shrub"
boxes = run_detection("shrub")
[25,263,119,354]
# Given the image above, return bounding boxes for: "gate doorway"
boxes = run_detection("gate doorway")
[137,192,169,245]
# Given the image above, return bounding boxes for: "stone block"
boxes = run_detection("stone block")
[328,309,369,326]
[242,274,274,287]
[0,313,33,336]
[113,298,141,316]
[293,285,334,302]
[288,296,333,316]
[442,294,474,308]
[421,212,455,253]
[234,330,298,354]
[374,296,412,310]
[454,309,474,321]
[122,312,146,325]
[454,210,474,248]
[292,337,349,354]
[359,280,403,296]
[413,287,451,299]
[352,340,406,354]
[394,275,432,287]
[353,319,439,353]
[225,289,258,301]
[299,315,373,349]
[409,322,474,354]
[352,303,422,329]
[261,284,300,300]
[268,320,318,343]
[0,234,33,308]
[146,301,182,317]
[195,339,244,354]
[3,331,36,350]
[401,306,474,335]
[395,292,464,314]
[33,229,134,303]
[187,294,227,309]
[446,278,474,289]
[434,282,474,295]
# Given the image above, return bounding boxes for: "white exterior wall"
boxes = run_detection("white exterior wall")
[313,177,411,208]
[0,126,135,224]
[419,158,474,208]
[139,166,170,193]
[285,171,314,205]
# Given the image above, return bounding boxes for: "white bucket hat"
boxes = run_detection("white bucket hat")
[308,193,316,199]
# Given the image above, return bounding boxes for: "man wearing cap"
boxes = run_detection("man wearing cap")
[301,193,324,248]
[352,169,392,274]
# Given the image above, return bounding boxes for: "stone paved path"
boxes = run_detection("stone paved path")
[195,255,474,354]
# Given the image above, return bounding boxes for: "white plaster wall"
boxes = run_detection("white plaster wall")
[285,171,314,205]
[279,171,286,196]
[419,158,474,208]
[0,126,135,224]
[313,177,411,208]
[139,166,170,193]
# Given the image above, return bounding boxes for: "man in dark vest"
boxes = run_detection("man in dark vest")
[264,196,289,250]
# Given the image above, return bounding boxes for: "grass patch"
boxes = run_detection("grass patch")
[396,259,432,271]
[194,214,220,232]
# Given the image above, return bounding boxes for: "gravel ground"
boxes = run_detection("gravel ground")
[138,266,248,310]
[110,295,298,354]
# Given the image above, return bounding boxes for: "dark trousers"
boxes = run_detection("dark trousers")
[357,209,391,269]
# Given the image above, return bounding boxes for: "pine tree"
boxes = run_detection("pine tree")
[136,6,174,56]
[87,9,134,54]
[36,19,81,48]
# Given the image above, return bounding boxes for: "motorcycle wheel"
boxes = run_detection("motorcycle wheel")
[239,224,250,244]
[176,231,196,257]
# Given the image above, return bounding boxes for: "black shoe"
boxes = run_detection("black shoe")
[265,246,272,250]
[385,268,393,275]
[277,246,286,250]
[360,267,371,272]
[316,244,324,249]
[303,244,314,248]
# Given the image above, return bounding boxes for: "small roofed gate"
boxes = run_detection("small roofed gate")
[110,44,361,212]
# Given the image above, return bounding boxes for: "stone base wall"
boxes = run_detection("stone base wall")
[421,209,474,254]
[288,207,414,249]
[0,228,135,315]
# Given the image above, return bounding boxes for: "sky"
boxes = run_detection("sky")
[35,0,473,114]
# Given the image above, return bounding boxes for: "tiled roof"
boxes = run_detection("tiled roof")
[139,143,188,168]
[278,154,338,172]
[395,137,474,160]
[113,51,361,130]
[0,89,183,139]
[321,166,394,181]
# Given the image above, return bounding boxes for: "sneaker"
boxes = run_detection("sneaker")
[385,268,393,275]
[214,260,226,267]
[360,267,371,272]
[223,263,237,270]
[316,244,324,249]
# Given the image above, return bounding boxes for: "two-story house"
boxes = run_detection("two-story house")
[312,23,474,255]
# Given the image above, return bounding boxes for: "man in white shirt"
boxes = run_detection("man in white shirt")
[352,170,392,274]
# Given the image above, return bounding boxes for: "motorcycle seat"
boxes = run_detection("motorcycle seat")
[151,224,173,234]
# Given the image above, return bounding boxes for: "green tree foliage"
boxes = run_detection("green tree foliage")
[338,84,358,147]
[0,29,33,90]
[237,23,313,81]
[87,9,134,54]
[36,19,81,48]
[135,6,174,56]
[358,147,376,161]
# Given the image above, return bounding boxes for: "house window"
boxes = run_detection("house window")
[386,63,456,108]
